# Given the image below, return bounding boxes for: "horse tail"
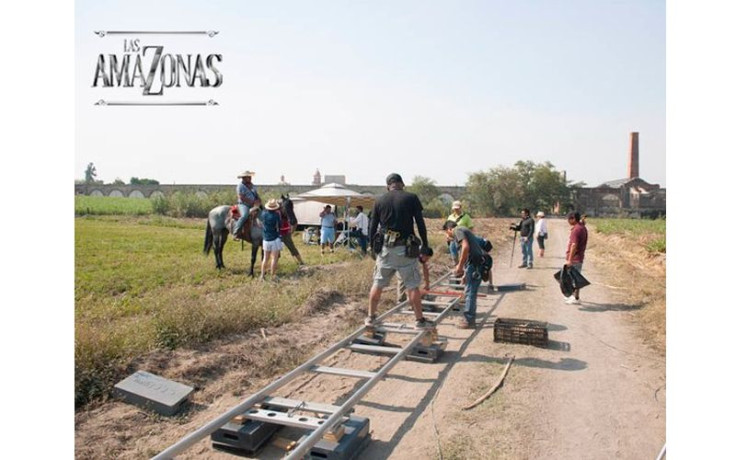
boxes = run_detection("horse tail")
[204,219,213,255]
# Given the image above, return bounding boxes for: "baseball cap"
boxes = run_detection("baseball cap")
[386,173,403,185]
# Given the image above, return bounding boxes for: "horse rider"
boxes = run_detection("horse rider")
[233,170,260,241]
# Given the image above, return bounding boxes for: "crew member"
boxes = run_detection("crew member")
[366,173,433,329]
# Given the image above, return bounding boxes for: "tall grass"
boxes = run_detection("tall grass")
[592,217,666,254]
[75,196,153,216]
[74,216,392,407]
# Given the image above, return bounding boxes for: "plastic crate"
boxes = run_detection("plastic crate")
[493,318,548,347]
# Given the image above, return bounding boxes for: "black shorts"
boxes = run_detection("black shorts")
[536,235,545,249]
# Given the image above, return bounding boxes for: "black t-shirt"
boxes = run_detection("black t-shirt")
[369,189,428,245]
[453,227,484,265]
[514,216,535,238]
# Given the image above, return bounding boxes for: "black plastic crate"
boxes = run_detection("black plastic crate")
[493,318,548,347]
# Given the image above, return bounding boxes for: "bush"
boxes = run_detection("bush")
[151,195,170,215]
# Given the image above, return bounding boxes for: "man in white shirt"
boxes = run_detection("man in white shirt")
[349,205,369,255]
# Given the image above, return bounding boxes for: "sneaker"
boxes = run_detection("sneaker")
[517,264,527,269]
[457,319,476,329]
[565,297,580,305]
[415,317,435,329]
[364,315,377,328]
[527,264,533,269]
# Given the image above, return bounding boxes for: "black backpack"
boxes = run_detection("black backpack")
[480,253,493,282]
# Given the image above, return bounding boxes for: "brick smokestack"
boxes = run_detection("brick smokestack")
[628,132,639,179]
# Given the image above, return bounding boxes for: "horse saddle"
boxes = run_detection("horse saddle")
[227,205,260,242]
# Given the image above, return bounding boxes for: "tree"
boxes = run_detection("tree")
[112,178,125,185]
[84,163,97,184]
[407,176,440,205]
[465,161,570,217]
[130,177,160,185]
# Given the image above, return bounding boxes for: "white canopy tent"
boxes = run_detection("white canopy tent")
[295,183,375,209]
[294,183,376,249]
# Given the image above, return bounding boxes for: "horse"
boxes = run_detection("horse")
[203,203,263,276]
[203,194,297,276]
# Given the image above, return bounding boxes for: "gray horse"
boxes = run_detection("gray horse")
[203,195,297,276]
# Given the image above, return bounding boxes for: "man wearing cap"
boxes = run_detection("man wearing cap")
[446,200,473,264]
[365,173,434,330]
[564,211,588,304]
[233,171,260,241]
[535,211,548,258]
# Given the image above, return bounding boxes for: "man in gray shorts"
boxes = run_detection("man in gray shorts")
[365,173,434,329]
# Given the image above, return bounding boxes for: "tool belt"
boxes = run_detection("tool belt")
[383,230,405,248]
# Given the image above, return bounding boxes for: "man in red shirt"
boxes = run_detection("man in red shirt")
[564,211,588,305]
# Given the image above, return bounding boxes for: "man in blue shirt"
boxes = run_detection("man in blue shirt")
[233,171,259,241]
[319,205,337,255]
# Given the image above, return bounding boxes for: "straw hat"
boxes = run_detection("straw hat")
[237,170,256,178]
[264,199,280,211]
[536,211,545,217]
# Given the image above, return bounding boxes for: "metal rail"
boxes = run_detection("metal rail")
[152,271,457,459]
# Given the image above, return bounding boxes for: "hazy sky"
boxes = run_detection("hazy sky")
[75,0,665,187]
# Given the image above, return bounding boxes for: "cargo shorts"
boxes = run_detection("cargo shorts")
[372,245,422,290]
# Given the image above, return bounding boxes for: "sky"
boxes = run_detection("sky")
[75,0,665,187]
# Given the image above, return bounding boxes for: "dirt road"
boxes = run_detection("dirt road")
[76,218,665,459]
[312,217,666,459]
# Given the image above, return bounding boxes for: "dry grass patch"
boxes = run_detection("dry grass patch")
[586,220,666,354]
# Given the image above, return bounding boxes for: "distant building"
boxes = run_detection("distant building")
[573,132,666,217]
[312,169,321,186]
[323,175,346,185]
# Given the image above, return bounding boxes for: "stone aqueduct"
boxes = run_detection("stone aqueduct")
[74,182,665,218]
[74,183,466,201]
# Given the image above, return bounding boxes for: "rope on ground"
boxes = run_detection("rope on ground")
[461,355,515,411]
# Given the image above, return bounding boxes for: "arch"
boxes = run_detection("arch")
[90,189,104,196]
[109,189,124,197]
[196,191,208,199]
[437,193,454,206]
[129,190,145,199]
[601,193,620,206]
[150,190,165,199]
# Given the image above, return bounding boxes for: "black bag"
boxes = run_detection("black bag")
[405,235,420,258]
[553,265,590,297]
[370,233,384,258]
[480,253,493,282]
[568,266,590,289]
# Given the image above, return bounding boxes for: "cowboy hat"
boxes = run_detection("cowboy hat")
[536,211,545,217]
[265,199,280,211]
[237,170,256,178]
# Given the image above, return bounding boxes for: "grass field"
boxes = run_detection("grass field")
[593,217,666,253]
[75,196,154,216]
[75,215,449,407]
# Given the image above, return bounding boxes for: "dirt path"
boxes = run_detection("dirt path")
[353,218,666,459]
[75,218,665,459]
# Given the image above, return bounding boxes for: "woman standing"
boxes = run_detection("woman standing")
[535,211,548,258]
[279,206,305,265]
[260,199,282,281]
